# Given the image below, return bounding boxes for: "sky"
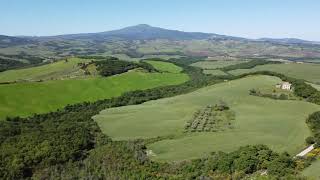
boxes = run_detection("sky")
[0,0,319,41]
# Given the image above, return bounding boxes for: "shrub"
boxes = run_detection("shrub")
[305,136,316,145]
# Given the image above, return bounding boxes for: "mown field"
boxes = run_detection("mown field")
[94,75,320,161]
[302,158,320,179]
[203,69,228,75]
[0,57,97,82]
[191,60,244,69]
[229,63,320,84]
[145,60,183,73]
[0,60,189,119]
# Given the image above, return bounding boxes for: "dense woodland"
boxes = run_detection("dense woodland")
[0,57,319,179]
[0,57,26,72]
[94,57,157,76]
[0,53,46,72]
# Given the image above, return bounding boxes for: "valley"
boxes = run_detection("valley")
[94,75,319,161]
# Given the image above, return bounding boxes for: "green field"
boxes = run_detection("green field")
[302,159,320,179]
[145,60,183,73]
[203,69,228,76]
[0,69,188,119]
[191,60,244,69]
[0,58,97,82]
[94,75,320,161]
[229,63,320,84]
[309,83,320,90]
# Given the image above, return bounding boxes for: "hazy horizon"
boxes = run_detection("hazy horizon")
[1,0,319,41]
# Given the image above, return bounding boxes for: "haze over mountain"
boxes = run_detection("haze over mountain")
[0,24,318,45]
[1,24,320,61]
[9,24,315,44]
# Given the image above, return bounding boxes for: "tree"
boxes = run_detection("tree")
[306,136,315,145]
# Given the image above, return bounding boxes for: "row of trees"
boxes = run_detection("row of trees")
[220,59,281,72]
[249,88,289,100]
[306,112,320,146]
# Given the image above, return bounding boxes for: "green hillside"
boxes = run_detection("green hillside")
[191,60,244,69]
[145,60,183,73]
[302,159,320,179]
[0,69,188,119]
[229,63,320,84]
[94,75,320,161]
[0,57,97,82]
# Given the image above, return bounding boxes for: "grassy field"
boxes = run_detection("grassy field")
[308,82,320,90]
[0,69,188,119]
[203,69,228,76]
[229,63,320,84]
[191,60,244,69]
[302,158,320,179]
[94,75,320,161]
[145,60,183,73]
[0,58,96,82]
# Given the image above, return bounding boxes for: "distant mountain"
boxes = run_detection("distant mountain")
[0,35,35,48]
[54,24,242,41]
[1,24,320,61]
[2,24,318,44]
[257,38,320,45]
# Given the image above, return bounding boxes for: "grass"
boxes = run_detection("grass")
[203,69,228,76]
[302,158,320,179]
[145,60,183,73]
[308,82,320,90]
[229,63,320,84]
[0,58,95,82]
[93,75,320,162]
[191,60,244,69]
[0,70,188,119]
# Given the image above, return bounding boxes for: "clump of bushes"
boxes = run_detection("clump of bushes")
[249,88,289,100]
[95,59,157,77]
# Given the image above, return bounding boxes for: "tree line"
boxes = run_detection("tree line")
[220,59,281,72]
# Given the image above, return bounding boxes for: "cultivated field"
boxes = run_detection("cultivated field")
[191,60,244,69]
[0,68,188,119]
[203,69,228,76]
[0,58,97,82]
[145,60,183,73]
[94,75,320,161]
[229,63,320,84]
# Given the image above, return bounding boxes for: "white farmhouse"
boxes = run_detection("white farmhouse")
[276,82,292,90]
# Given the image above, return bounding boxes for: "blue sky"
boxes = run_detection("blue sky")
[0,0,319,41]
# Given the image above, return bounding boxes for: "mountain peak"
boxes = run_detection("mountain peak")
[134,24,152,28]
